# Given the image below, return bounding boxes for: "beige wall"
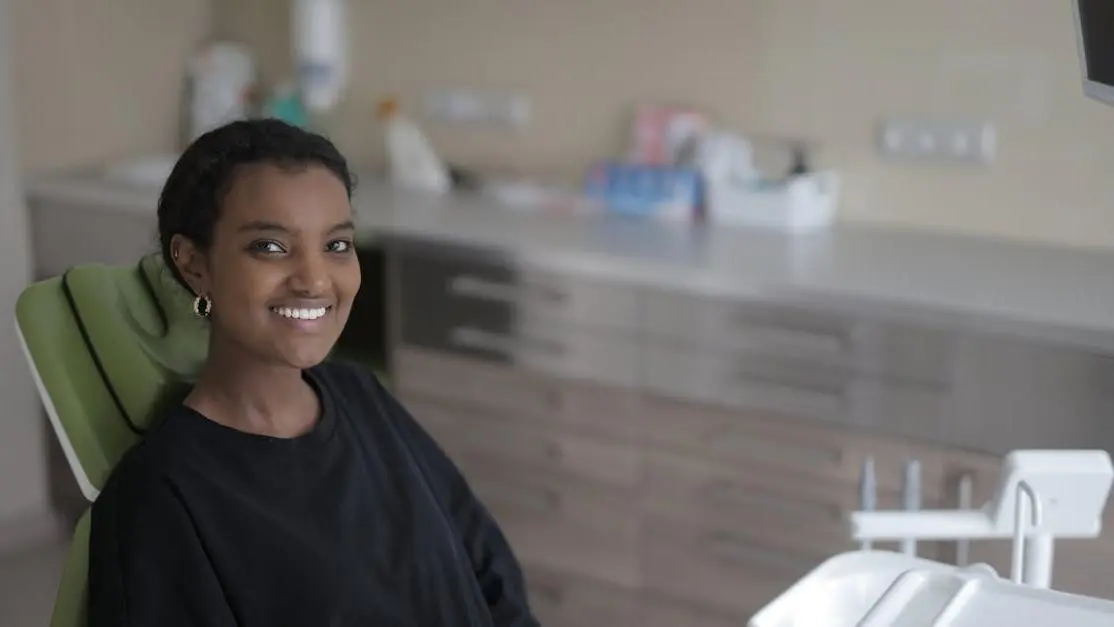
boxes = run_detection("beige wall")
[216,0,1114,250]
[0,0,209,535]
[11,0,212,172]
[0,0,45,530]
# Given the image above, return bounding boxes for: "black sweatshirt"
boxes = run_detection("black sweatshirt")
[87,360,540,627]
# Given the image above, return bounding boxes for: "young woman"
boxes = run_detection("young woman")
[87,119,538,627]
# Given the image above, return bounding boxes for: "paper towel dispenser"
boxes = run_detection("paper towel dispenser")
[1075,0,1114,106]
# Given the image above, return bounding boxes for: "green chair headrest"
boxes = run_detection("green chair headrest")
[64,254,209,432]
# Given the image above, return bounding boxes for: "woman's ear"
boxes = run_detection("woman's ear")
[169,234,211,297]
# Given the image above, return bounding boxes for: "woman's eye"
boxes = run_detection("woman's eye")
[327,239,353,253]
[249,240,286,254]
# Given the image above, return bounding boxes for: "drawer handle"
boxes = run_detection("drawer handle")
[449,327,565,358]
[699,529,818,573]
[448,275,565,306]
[700,479,843,522]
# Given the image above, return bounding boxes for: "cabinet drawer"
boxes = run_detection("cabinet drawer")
[641,288,956,385]
[512,264,639,328]
[643,288,854,356]
[635,393,953,499]
[635,595,741,627]
[394,346,639,441]
[525,566,638,627]
[640,511,826,619]
[640,452,952,562]
[394,248,514,359]
[641,343,951,441]
[640,453,857,557]
[395,249,637,333]
[466,468,639,587]
[444,323,639,386]
[403,396,638,490]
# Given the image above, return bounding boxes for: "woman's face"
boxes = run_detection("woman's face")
[175,163,360,370]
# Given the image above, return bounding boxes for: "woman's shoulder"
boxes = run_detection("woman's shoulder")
[91,408,195,523]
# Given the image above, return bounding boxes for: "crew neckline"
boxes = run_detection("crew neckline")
[171,366,338,452]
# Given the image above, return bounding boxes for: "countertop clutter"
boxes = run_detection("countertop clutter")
[25,170,1114,351]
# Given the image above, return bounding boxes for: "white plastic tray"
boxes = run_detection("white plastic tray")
[750,551,1114,627]
[861,566,1114,626]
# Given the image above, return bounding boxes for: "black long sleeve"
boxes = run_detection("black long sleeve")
[373,376,539,626]
[88,469,237,627]
[85,361,539,626]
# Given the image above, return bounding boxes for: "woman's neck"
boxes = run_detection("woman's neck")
[186,335,321,438]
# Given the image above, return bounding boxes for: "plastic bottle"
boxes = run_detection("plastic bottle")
[292,0,347,113]
[187,42,256,141]
[378,97,450,194]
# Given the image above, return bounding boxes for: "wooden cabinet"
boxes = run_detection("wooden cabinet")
[386,244,1114,623]
[394,345,988,622]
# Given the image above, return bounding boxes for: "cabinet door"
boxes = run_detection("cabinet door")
[393,345,640,442]
[403,395,639,491]
[467,465,639,588]
[524,566,638,627]
[636,392,956,502]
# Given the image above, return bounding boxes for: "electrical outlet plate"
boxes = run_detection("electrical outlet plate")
[878,118,996,164]
[423,88,530,129]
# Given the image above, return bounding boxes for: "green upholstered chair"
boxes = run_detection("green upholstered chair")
[15,254,210,627]
[16,253,388,626]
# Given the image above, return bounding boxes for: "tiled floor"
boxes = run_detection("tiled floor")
[0,538,68,627]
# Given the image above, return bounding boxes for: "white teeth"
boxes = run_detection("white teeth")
[271,306,329,321]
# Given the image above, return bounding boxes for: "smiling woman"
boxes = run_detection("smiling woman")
[86,119,539,627]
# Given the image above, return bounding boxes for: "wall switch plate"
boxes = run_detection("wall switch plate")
[878,118,997,164]
[423,88,530,129]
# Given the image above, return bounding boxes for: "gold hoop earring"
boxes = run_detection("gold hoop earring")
[193,295,211,319]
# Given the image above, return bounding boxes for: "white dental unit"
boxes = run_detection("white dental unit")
[746,2,1114,624]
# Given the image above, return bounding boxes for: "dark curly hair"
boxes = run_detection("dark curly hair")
[157,118,355,292]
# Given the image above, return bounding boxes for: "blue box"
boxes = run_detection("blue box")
[583,162,702,220]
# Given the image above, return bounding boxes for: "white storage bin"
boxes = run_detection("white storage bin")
[705,170,839,232]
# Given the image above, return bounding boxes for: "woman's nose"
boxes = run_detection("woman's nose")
[289,252,329,294]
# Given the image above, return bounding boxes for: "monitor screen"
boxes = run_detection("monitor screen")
[1077,0,1114,105]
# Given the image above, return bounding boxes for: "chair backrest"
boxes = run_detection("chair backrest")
[14,254,210,500]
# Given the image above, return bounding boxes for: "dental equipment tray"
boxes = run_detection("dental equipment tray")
[749,551,1114,627]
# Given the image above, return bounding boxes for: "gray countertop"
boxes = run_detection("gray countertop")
[25,171,1114,353]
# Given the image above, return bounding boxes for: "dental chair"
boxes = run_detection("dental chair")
[15,253,210,627]
[15,252,387,626]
